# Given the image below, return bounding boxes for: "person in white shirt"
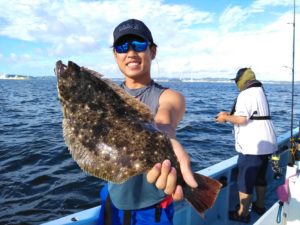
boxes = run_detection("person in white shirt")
[215,68,277,223]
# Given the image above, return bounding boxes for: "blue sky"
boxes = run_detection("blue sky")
[0,0,299,81]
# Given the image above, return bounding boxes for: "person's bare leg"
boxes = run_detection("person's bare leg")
[238,192,252,216]
[254,185,266,208]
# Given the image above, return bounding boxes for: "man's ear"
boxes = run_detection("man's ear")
[150,46,156,60]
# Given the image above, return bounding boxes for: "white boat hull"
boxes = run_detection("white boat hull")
[255,162,300,225]
[41,128,300,225]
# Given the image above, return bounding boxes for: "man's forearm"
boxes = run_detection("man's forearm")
[225,114,247,125]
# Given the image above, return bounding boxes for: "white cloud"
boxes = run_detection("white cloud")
[9,53,17,62]
[0,0,214,51]
[21,54,32,61]
[1,53,32,63]
[252,0,292,9]
[0,0,298,80]
[154,7,299,81]
[219,6,249,32]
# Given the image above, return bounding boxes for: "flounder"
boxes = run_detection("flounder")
[55,60,222,214]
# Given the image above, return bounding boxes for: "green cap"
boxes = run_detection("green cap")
[232,68,256,91]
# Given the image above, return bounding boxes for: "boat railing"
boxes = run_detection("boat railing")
[41,127,299,225]
[173,127,299,225]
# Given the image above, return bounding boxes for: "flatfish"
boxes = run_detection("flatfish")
[55,60,222,214]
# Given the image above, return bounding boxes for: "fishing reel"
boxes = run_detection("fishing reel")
[271,154,282,180]
[296,138,300,161]
[295,138,300,170]
[288,137,300,166]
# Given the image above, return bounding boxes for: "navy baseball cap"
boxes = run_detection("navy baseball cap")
[113,19,156,46]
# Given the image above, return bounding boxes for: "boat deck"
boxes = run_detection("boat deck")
[41,128,298,225]
[172,155,287,225]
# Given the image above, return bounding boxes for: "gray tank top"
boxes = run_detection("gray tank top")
[108,80,168,210]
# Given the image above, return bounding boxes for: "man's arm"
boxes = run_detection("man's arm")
[146,89,197,201]
[215,111,247,125]
[154,89,185,137]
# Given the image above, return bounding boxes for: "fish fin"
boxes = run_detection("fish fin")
[183,173,222,215]
[81,65,154,122]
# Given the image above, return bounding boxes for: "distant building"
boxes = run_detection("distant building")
[0,73,7,79]
[0,73,29,80]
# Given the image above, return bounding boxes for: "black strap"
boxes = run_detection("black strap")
[250,115,271,120]
[104,195,112,225]
[155,204,162,222]
[104,194,132,225]
[123,210,131,225]
[230,98,237,115]
[250,110,271,120]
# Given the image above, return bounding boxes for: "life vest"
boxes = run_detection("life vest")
[230,80,271,120]
[98,184,173,225]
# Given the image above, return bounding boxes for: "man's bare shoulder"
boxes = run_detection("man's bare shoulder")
[160,88,185,103]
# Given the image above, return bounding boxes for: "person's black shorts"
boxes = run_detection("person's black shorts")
[237,153,271,194]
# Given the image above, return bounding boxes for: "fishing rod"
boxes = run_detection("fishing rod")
[275,3,298,222]
[288,0,298,167]
[290,0,296,138]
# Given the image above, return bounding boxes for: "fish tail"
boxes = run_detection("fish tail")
[183,173,222,215]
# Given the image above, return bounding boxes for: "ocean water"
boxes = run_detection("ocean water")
[0,78,299,225]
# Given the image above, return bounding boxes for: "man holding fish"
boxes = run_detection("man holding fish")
[55,18,221,225]
[99,18,199,225]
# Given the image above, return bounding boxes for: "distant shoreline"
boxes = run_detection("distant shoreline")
[0,74,298,84]
[0,77,30,80]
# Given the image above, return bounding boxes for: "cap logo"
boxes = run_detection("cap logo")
[118,24,139,32]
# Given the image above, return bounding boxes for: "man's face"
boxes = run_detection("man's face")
[113,35,156,79]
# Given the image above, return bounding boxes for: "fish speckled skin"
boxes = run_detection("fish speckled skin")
[55,60,178,183]
[55,60,222,214]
